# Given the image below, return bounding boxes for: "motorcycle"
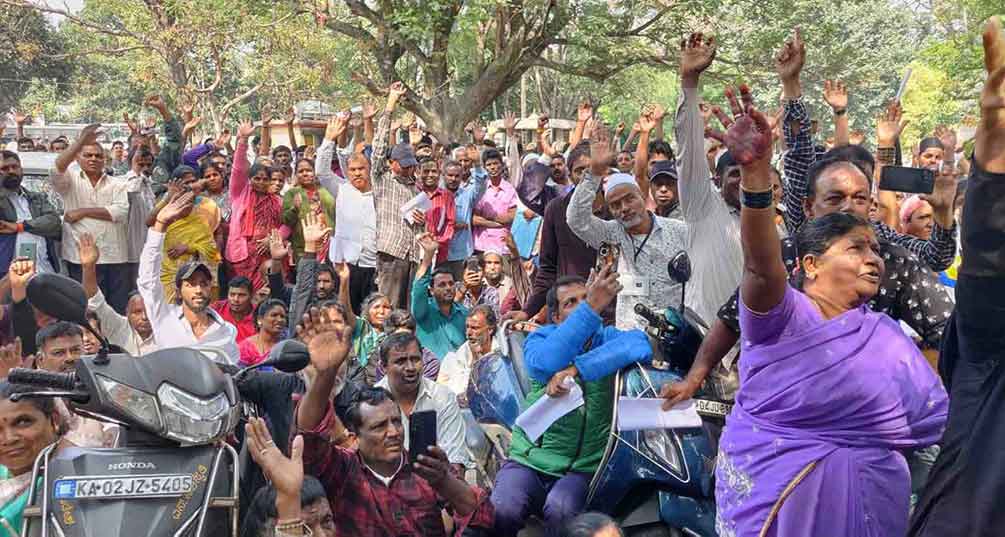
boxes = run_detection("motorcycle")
[7,273,309,537]
[467,252,732,537]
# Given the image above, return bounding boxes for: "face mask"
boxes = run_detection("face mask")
[1,174,21,190]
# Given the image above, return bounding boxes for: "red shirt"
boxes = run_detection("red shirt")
[300,402,493,537]
[424,188,456,264]
[211,300,255,342]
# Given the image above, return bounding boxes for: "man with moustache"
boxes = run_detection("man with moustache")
[0,151,62,276]
[138,191,239,363]
[443,152,488,280]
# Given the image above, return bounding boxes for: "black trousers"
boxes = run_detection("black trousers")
[66,261,136,315]
[348,264,378,315]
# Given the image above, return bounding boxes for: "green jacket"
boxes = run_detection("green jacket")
[508,303,652,476]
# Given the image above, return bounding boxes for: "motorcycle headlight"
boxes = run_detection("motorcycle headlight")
[96,375,162,431]
[157,383,234,445]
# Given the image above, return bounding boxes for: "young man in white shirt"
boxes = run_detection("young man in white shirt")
[138,191,239,363]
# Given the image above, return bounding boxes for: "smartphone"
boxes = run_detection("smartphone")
[595,242,620,273]
[17,242,37,264]
[879,166,935,194]
[409,409,438,463]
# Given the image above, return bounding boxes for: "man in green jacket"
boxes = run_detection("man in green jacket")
[491,266,653,536]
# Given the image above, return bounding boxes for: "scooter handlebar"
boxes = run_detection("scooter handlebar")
[634,303,665,329]
[7,368,79,391]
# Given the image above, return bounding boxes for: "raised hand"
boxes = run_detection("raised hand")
[325,113,348,142]
[268,229,289,260]
[876,101,909,147]
[246,417,304,503]
[361,101,377,120]
[705,85,773,167]
[823,80,848,112]
[503,111,517,136]
[585,264,622,314]
[934,125,959,158]
[301,211,331,246]
[12,110,29,126]
[296,307,353,373]
[589,123,614,176]
[78,124,103,147]
[0,338,23,380]
[978,16,1005,172]
[156,191,196,225]
[637,107,657,133]
[577,100,594,123]
[165,178,184,198]
[144,95,167,111]
[335,262,351,282]
[417,232,439,257]
[537,115,549,131]
[182,115,202,138]
[236,120,255,140]
[412,446,452,487]
[775,29,805,83]
[680,33,716,83]
[123,113,139,134]
[387,82,407,112]
[9,258,35,301]
[285,106,296,124]
[214,128,231,148]
[77,232,100,266]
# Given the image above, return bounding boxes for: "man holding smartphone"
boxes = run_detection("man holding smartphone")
[0,150,61,276]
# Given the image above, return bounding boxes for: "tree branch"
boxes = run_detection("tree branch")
[41,45,149,60]
[191,46,223,94]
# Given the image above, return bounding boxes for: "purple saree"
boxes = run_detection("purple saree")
[715,286,948,537]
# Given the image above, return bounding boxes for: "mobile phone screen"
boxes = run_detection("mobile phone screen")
[408,410,437,463]
[879,166,935,194]
[17,242,37,264]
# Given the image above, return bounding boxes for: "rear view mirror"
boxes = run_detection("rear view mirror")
[261,340,311,373]
[668,251,692,285]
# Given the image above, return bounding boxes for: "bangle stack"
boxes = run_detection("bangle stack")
[740,187,774,210]
[877,147,896,166]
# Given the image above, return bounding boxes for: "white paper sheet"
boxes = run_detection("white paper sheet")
[400,192,432,223]
[514,378,584,442]
[617,397,703,431]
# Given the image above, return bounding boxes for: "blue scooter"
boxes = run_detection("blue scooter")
[467,252,731,536]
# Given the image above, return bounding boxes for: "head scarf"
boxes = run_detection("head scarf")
[899,194,929,226]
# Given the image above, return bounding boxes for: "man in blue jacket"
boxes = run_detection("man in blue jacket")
[491,266,653,536]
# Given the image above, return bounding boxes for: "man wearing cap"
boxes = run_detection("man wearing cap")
[138,191,239,364]
[648,159,681,219]
[371,82,425,309]
[566,128,688,331]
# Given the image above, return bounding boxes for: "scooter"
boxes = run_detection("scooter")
[467,252,731,537]
[7,273,310,537]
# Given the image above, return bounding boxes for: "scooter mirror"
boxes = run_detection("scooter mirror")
[668,251,692,285]
[27,273,89,327]
[261,339,311,373]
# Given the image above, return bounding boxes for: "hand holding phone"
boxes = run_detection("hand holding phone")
[879,166,935,194]
[408,409,437,463]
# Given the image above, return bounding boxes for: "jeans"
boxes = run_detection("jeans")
[491,460,592,537]
[66,261,136,315]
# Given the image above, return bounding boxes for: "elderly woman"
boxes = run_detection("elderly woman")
[282,159,335,262]
[708,85,947,537]
[900,195,935,241]
[0,381,62,537]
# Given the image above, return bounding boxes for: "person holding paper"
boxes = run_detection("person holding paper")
[491,268,653,536]
[415,156,455,264]
[707,83,946,537]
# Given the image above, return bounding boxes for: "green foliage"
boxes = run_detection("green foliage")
[0,5,72,114]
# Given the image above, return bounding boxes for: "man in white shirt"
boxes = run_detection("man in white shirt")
[51,124,132,313]
[138,191,239,363]
[77,232,155,356]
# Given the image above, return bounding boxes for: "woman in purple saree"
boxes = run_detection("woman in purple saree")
[706,82,948,537]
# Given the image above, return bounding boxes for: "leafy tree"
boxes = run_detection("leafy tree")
[0,4,72,114]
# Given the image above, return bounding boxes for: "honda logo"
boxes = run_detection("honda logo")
[108,461,156,470]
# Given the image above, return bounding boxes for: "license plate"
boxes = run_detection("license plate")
[694,399,733,418]
[53,475,194,500]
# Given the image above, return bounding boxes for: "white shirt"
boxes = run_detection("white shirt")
[51,163,130,264]
[375,376,471,467]
[10,193,54,274]
[87,288,157,356]
[316,140,378,268]
[138,229,239,364]
[674,86,745,325]
[437,330,503,396]
[567,173,690,331]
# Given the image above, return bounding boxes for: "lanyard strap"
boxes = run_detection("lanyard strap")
[630,213,656,262]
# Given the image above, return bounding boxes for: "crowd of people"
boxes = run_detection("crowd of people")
[0,16,1001,537]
